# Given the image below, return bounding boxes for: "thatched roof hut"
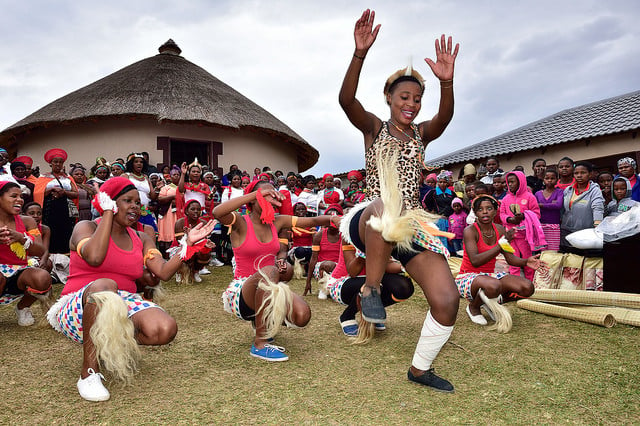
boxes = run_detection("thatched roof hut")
[1,39,318,172]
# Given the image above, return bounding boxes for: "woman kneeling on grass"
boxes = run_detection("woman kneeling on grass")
[0,182,52,326]
[47,177,214,402]
[213,179,339,362]
[457,195,538,330]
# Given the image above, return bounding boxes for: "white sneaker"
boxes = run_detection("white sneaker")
[16,306,35,326]
[194,272,202,283]
[317,289,327,300]
[77,368,110,402]
[199,267,211,275]
[209,258,225,267]
[175,273,182,284]
[466,305,488,326]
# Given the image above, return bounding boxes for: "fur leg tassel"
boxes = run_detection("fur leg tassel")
[256,270,294,339]
[292,257,304,280]
[89,291,140,384]
[477,289,512,333]
[31,288,55,327]
[352,312,376,345]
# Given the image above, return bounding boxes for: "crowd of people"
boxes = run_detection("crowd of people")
[1,8,638,403]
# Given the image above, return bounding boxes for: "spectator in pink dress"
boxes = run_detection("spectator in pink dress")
[534,169,563,251]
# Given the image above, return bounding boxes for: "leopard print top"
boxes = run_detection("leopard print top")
[365,121,424,210]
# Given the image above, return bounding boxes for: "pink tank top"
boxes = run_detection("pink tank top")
[459,223,499,274]
[318,228,341,263]
[0,215,28,266]
[62,226,144,295]
[233,215,280,279]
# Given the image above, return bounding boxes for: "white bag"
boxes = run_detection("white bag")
[566,228,603,249]
[597,205,640,242]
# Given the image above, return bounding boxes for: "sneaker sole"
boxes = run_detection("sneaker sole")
[361,313,387,323]
[250,352,289,362]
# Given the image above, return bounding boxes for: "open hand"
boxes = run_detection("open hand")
[354,9,380,52]
[526,254,542,270]
[181,162,188,175]
[425,34,459,81]
[187,220,216,244]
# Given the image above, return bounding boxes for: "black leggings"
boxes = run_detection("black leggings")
[339,273,414,322]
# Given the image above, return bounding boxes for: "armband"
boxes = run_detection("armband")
[76,238,91,259]
[143,248,162,267]
[291,216,298,227]
[342,244,355,251]
[311,245,321,252]
[226,211,237,228]
[22,232,34,251]
[278,238,289,245]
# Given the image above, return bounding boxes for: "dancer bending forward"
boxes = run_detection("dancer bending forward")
[213,180,338,362]
[47,177,214,402]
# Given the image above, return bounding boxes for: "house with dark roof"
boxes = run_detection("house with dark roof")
[426,90,640,177]
[0,40,319,174]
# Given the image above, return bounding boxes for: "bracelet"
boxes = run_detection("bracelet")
[439,79,453,83]
[440,85,453,89]
[353,53,365,60]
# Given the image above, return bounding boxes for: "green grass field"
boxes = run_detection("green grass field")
[1,267,638,424]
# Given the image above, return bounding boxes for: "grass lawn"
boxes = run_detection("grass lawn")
[1,266,638,424]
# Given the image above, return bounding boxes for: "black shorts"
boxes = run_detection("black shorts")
[1,269,27,296]
[346,206,424,266]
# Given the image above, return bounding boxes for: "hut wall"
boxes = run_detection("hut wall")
[15,118,298,173]
[442,132,638,178]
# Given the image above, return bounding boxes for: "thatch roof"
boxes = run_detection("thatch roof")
[1,39,318,171]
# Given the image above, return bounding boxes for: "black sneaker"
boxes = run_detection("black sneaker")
[360,287,386,323]
[407,368,454,393]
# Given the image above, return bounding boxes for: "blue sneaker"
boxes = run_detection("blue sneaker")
[340,319,358,336]
[250,344,288,362]
[375,323,386,331]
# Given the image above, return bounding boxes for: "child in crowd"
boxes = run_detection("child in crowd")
[499,171,544,280]
[448,198,467,256]
[492,174,507,200]
[534,169,564,251]
[464,181,477,211]
[597,171,613,206]
[605,177,639,217]
[173,200,213,283]
[305,204,343,298]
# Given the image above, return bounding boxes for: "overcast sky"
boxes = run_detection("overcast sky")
[2,0,639,175]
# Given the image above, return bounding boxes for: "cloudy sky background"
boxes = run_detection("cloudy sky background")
[1,0,639,175]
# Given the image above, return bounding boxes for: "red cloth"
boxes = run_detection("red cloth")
[318,228,341,263]
[13,156,33,166]
[44,148,67,163]
[459,223,499,274]
[62,226,143,295]
[0,215,27,266]
[233,215,280,279]
[276,190,293,216]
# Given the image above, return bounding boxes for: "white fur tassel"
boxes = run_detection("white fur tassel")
[255,269,294,339]
[477,289,512,333]
[89,291,140,384]
[96,191,118,213]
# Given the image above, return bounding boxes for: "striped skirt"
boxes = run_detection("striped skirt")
[541,223,560,251]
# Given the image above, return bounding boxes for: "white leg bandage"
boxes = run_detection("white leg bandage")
[411,310,453,371]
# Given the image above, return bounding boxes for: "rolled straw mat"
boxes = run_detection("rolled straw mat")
[557,305,640,327]
[517,299,616,328]
[448,257,462,278]
[530,289,640,309]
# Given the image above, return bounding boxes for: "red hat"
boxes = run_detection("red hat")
[325,203,343,215]
[322,173,334,181]
[347,170,363,182]
[44,148,68,163]
[91,177,136,215]
[13,156,33,167]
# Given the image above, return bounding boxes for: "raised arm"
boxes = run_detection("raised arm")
[177,162,187,194]
[338,9,382,141]
[419,35,459,143]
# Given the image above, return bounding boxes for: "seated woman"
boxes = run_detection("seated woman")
[173,199,213,284]
[305,203,342,298]
[23,201,52,273]
[457,195,538,329]
[327,238,413,338]
[46,177,214,402]
[0,182,52,326]
[213,179,338,362]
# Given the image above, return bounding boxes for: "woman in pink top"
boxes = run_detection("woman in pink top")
[213,179,338,362]
[47,177,214,402]
[457,196,538,327]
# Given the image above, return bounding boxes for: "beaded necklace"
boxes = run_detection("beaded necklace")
[389,120,416,141]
